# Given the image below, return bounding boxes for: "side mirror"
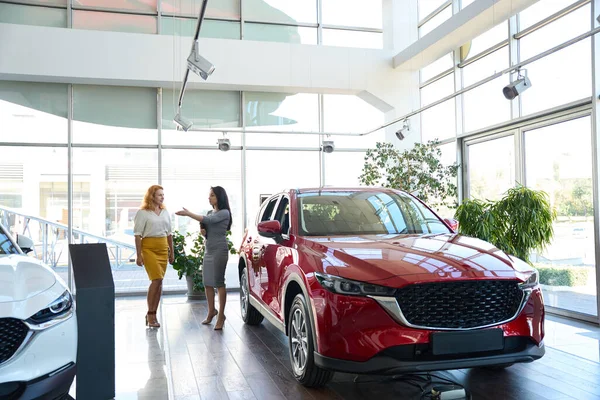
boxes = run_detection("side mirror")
[257,220,282,238]
[17,235,34,253]
[444,218,459,233]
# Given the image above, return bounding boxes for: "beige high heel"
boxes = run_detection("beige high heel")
[146,311,160,328]
[202,310,218,325]
[214,315,226,331]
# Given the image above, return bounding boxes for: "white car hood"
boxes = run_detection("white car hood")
[0,255,57,303]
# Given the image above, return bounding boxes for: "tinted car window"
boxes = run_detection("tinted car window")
[298,191,450,236]
[0,227,19,255]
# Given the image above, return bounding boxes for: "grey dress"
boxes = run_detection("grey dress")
[202,209,230,287]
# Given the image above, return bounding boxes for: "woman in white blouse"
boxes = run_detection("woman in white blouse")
[133,185,174,328]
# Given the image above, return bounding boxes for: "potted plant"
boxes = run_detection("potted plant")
[454,185,557,263]
[172,230,237,299]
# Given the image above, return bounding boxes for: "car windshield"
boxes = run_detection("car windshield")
[0,226,19,255]
[297,190,451,236]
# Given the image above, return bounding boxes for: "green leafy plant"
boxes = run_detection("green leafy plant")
[536,264,590,287]
[359,140,459,209]
[455,185,557,263]
[172,230,237,292]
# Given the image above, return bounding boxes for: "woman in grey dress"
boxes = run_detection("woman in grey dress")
[176,186,232,330]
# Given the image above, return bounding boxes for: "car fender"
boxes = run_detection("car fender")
[282,269,319,353]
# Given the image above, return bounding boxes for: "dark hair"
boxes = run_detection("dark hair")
[211,186,232,230]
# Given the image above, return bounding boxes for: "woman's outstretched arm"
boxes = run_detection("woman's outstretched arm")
[175,207,204,222]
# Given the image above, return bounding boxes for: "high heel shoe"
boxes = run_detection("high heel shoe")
[145,311,161,328]
[214,315,226,331]
[202,310,218,325]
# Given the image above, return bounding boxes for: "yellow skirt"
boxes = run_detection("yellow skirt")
[142,237,168,281]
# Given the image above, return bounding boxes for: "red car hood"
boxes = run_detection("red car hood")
[301,234,534,287]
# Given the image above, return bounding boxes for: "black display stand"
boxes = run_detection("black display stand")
[69,243,115,400]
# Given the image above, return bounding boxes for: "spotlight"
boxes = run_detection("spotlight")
[322,140,335,154]
[503,69,531,100]
[395,119,410,141]
[174,113,193,132]
[218,138,231,152]
[187,41,215,80]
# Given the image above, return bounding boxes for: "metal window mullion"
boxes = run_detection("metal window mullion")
[591,0,600,325]
[67,0,72,28]
[509,15,520,121]
[320,24,383,33]
[157,88,162,184]
[67,84,73,293]
[451,0,464,204]
[319,94,325,186]
[420,67,454,89]
[514,0,591,40]
[418,0,452,28]
[156,0,161,34]
[70,4,158,16]
[241,91,247,230]
[457,40,509,69]
[240,0,244,39]
[244,19,318,29]
[0,0,65,10]
[317,0,323,45]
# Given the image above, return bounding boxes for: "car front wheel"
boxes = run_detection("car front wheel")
[240,267,264,325]
[288,294,334,387]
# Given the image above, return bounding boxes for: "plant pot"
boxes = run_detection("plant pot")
[185,275,206,300]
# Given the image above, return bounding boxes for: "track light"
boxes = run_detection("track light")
[187,41,215,80]
[395,119,410,141]
[174,112,193,132]
[218,138,231,152]
[503,69,531,100]
[322,140,335,154]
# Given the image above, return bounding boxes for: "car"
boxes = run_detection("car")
[238,187,545,387]
[0,223,77,399]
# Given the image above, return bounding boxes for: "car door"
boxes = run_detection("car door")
[247,195,279,300]
[260,195,294,319]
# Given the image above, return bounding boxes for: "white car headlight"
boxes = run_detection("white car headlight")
[519,270,539,290]
[315,272,396,297]
[26,290,74,330]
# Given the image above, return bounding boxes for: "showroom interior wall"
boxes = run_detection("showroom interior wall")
[411,0,600,324]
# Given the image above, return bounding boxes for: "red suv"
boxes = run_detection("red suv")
[238,188,545,387]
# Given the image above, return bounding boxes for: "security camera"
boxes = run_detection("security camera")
[503,69,532,100]
[217,138,231,152]
[395,119,410,141]
[174,113,193,132]
[322,140,335,154]
[187,41,215,80]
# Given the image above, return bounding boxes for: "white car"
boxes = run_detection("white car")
[0,224,77,400]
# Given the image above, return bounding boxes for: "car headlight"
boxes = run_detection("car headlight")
[315,272,396,297]
[26,290,74,330]
[519,270,539,289]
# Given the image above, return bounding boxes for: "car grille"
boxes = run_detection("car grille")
[0,318,29,364]
[395,280,524,329]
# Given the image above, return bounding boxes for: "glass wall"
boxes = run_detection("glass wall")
[417,0,598,320]
[0,0,383,48]
[0,82,383,294]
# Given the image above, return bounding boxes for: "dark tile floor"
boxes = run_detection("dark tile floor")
[87,293,600,400]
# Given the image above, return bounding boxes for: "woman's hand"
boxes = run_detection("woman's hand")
[136,254,144,266]
[201,228,207,237]
[175,207,190,217]
[169,252,175,265]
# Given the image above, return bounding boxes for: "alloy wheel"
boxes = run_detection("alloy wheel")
[240,272,249,318]
[290,308,309,376]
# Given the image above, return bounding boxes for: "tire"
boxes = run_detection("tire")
[240,267,264,325]
[288,294,334,387]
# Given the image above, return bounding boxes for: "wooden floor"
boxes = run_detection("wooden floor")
[111,294,600,400]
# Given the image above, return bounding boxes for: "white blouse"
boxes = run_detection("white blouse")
[133,209,172,238]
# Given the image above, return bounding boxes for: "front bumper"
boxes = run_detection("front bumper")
[0,362,76,400]
[314,339,545,374]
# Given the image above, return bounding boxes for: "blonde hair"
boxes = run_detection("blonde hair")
[141,185,165,210]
